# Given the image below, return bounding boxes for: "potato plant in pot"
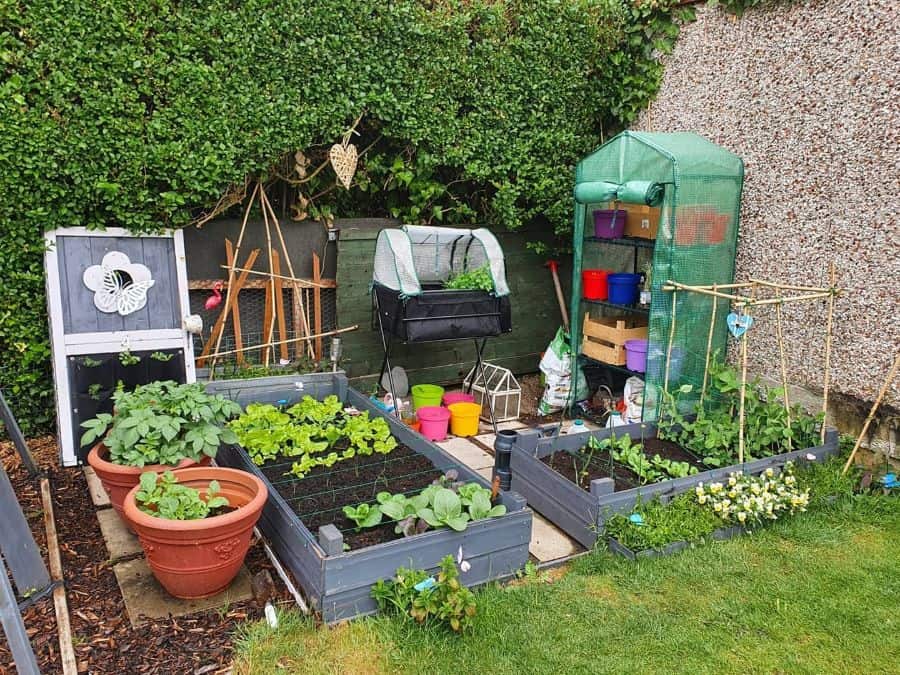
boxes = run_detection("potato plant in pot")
[81,380,242,518]
[123,468,267,598]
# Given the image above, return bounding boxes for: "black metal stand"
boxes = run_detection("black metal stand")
[374,292,498,434]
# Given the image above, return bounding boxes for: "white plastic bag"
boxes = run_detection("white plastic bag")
[623,376,644,423]
[538,328,589,415]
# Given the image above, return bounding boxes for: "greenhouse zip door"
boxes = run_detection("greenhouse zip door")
[44,227,198,466]
[371,226,513,431]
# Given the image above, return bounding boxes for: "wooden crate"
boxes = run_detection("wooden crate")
[581,315,648,366]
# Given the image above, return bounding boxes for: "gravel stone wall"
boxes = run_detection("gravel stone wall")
[637,0,900,410]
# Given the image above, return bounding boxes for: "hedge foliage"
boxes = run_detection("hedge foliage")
[0,0,694,433]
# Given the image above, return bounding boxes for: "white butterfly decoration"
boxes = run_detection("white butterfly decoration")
[82,251,155,316]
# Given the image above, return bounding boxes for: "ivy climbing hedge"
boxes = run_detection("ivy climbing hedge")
[0,0,695,434]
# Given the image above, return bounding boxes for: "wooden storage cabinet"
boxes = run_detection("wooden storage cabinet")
[581,315,648,366]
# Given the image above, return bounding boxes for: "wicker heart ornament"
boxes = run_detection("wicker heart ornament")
[329,142,358,189]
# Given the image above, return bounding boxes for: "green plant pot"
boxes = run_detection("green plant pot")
[411,384,444,411]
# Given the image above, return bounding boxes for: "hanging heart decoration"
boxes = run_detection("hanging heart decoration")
[726,312,754,338]
[329,142,358,189]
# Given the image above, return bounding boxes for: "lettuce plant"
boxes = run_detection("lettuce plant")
[417,488,470,532]
[342,502,383,530]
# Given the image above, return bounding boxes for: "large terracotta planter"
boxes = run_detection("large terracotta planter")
[87,442,212,518]
[123,467,267,599]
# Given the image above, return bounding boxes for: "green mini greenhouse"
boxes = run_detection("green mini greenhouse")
[570,131,744,419]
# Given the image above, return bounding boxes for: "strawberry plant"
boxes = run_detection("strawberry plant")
[135,471,230,520]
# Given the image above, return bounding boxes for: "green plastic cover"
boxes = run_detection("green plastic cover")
[569,131,745,419]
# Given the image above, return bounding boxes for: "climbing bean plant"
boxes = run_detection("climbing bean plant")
[0,0,695,433]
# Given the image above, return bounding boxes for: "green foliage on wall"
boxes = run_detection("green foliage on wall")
[0,0,694,433]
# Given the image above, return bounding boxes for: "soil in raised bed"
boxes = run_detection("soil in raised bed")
[540,437,706,493]
[259,443,445,549]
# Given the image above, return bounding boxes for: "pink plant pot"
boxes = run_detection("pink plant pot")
[416,406,451,441]
[442,392,475,407]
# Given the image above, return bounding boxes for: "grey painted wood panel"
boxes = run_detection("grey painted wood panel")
[57,235,98,334]
[509,426,841,547]
[211,373,532,622]
[0,461,50,597]
[57,235,180,334]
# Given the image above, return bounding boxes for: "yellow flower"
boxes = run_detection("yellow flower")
[737,512,747,523]
[698,495,707,504]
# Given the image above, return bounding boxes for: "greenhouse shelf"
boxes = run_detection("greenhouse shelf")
[583,298,650,315]
[584,235,656,250]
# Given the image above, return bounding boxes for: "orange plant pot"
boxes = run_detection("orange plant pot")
[123,467,268,599]
[87,442,212,519]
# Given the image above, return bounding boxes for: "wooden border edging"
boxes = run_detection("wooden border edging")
[40,478,77,675]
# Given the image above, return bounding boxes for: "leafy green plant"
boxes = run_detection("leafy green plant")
[657,358,822,467]
[150,351,174,362]
[371,555,477,632]
[118,350,141,366]
[80,356,102,368]
[604,494,721,553]
[1,1,697,435]
[608,436,662,484]
[287,395,343,425]
[417,488,470,532]
[444,266,494,292]
[342,502,383,530]
[135,470,229,520]
[79,381,241,467]
[87,383,103,400]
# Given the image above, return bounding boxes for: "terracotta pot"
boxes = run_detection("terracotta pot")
[123,467,268,599]
[86,442,212,519]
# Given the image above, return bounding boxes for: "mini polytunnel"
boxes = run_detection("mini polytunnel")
[372,225,513,431]
[570,131,744,418]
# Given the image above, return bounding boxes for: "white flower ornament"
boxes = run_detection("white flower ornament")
[83,251,155,315]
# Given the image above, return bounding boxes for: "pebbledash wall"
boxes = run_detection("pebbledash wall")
[636,0,899,454]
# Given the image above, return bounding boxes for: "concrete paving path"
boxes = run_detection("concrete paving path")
[439,421,583,563]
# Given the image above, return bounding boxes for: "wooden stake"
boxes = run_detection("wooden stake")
[225,240,245,367]
[842,351,900,475]
[260,188,277,369]
[198,249,260,368]
[701,285,718,405]
[209,183,259,373]
[749,278,831,293]
[775,298,792,451]
[273,250,289,363]
[663,290,678,393]
[215,265,333,288]
[40,478,77,675]
[312,251,323,362]
[821,263,837,443]
[259,189,316,359]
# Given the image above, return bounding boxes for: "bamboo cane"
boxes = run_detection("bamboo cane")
[775,298,792,451]
[821,263,837,442]
[260,188,277,368]
[216,265,332,288]
[700,285,718,405]
[842,351,900,475]
[207,325,359,359]
[737,305,752,464]
[208,182,259,376]
[259,188,316,359]
[663,290,678,393]
[749,278,831,293]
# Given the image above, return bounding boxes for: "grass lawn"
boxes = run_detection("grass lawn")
[234,460,900,674]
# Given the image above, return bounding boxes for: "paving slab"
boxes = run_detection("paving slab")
[438,437,494,470]
[114,558,253,627]
[528,511,580,562]
[83,466,110,507]
[96,509,142,560]
[477,420,527,434]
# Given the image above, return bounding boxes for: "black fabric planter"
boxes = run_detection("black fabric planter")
[373,282,511,343]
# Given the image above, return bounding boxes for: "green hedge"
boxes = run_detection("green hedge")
[0,0,693,434]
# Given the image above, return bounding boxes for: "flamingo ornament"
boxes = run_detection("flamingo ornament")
[205,281,224,311]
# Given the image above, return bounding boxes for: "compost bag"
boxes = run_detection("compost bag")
[538,328,589,415]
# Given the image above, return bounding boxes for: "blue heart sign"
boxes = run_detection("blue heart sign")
[727,312,753,338]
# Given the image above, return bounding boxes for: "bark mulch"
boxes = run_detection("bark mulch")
[0,437,291,675]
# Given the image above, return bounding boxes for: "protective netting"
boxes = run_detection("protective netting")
[571,131,744,420]
[373,225,510,296]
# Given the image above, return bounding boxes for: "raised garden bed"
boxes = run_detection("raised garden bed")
[607,525,746,561]
[207,373,532,622]
[509,421,839,549]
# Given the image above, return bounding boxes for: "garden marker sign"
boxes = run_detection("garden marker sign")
[45,228,198,466]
